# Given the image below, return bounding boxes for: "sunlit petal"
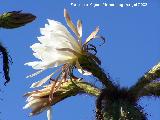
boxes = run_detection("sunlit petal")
[30,72,55,88]
[47,107,52,120]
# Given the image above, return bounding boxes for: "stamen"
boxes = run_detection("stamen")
[86,47,97,55]
[88,44,97,50]
[94,36,106,46]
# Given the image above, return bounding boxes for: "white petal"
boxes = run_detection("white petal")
[26,96,34,102]
[25,56,75,72]
[47,107,52,120]
[38,31,80,53]
[45,19,81,51]
[30,42,77,65]
[26,69,46,78]
[24,61,48,70]
[23,99,41,109]
[78,69,92,76]
[30,72,54,88]
[30,43,45,53]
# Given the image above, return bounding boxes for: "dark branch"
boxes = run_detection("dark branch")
[0,42,12,85]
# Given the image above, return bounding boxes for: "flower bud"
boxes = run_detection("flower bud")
[0,11,36,29]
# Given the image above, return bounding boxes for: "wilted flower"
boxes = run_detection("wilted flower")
[0,11,36,29]
[25,9,104,90]
[23,80,67,118]
[23,78,100,120]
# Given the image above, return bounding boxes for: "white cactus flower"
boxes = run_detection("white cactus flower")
[24,9,103,88]
[24,9,83,120]
[24,9,104,120]
[25,18,82,71]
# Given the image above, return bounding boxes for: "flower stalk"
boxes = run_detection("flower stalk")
[78,55,116,90]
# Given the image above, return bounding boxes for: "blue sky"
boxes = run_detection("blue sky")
[0,0,160,120]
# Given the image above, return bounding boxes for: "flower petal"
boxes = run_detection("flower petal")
[30,72,55,88]
[47,107,52,120]
[25,69,46,78]
[40,19,81,52]
[23,98,42,109]
[78,69,92,76]
[24,61,48,70]
[64,9,80,38]
[84,27,99,45]
[77,19,82,38]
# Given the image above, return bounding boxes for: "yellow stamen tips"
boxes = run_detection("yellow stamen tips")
[84,26,100,45]
[64,9,80,38]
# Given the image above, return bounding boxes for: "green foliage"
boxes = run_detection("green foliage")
[103,100,146,120]
[129,62,160,99]
[138,81,160,97]
[95,63,160,120]
[77,55,160,120]
[96,87,146,120]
